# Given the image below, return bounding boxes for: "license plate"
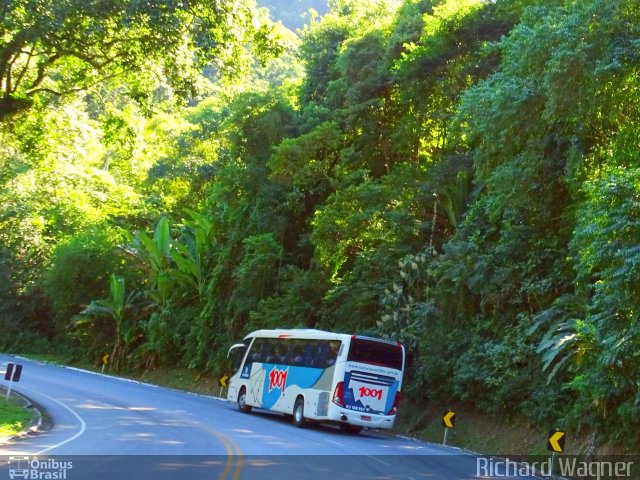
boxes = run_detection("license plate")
[361,415,371,421]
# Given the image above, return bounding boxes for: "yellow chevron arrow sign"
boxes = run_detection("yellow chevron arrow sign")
[442,410,456,429]
[547,430,566,453]
[219,374,229,388]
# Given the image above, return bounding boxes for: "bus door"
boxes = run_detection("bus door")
[238,337,270,407]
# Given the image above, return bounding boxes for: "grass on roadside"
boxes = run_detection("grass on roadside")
[16,352,221,397]
[0,396,32,438]
[395,400,550,455]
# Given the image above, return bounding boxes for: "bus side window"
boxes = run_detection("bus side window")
[291,341,304,366]
[247,338,263,363]
[302,340,315,367]
[325,341,340,367]
[271,339,285,365]
[263,339,275,363]
[279,339,293,365]
[316,340,331,367]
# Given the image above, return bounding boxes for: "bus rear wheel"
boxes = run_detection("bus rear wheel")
[238,387,252,413]
[293,397,307,428]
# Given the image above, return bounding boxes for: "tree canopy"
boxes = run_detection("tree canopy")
[0,0,283,119]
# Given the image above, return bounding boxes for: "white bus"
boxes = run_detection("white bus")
[226,329,405,433]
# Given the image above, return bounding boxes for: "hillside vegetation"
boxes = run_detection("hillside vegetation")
[1,0,639,451]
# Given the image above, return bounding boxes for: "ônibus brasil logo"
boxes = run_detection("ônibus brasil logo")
[268,367,288,393]
[7,457,73,480]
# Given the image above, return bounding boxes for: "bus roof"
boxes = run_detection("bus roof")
[243,329,403,348]
[244,328,350,341]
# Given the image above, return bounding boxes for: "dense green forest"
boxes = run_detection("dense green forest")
[2,0,639,450]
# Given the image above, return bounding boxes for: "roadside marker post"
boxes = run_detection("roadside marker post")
[4,362,23,400]
[218,374,229,398]
[101,354,110,373]
[442,410,456,445]
[547,429,566,476]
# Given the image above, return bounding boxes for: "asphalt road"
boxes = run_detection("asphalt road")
[0,355,532,480]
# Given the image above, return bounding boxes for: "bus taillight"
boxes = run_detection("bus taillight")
[332,381,345,407]
[390,390,401,415]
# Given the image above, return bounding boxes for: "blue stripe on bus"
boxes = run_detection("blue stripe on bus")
[261,363,325,410]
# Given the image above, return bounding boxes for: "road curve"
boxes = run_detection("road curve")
[0,355,529,479]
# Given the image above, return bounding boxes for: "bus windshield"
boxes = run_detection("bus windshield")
[347,337,403,370]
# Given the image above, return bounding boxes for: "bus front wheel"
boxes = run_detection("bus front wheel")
[238,387,252,413]
[293,397,307,428]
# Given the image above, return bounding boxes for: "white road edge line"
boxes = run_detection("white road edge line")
[324,439,345,448]
[12,355,227,402]
[19,388,87,455]
[367,455,390,466]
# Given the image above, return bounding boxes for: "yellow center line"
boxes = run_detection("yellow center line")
[227,433,243,480]
[200,424,243,480]
[217,431,234,480]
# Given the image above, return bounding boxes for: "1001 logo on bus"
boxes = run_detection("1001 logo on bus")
[359,386,383,400]
[269,367,288,393]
